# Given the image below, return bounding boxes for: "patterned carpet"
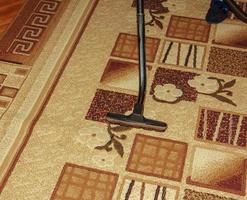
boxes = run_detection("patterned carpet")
[0,0,69,64]
[0,0,247,199]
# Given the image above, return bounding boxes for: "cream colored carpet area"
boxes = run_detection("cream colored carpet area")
[0,0,247,199]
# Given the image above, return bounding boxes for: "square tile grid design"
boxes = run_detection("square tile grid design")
[111,33,160,63]
[51,163,119,200]
[166,15,211,43]
[0,67,29,117]
[126,134,188,181]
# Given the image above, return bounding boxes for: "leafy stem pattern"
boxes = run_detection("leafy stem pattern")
[95,124,131,157]
[152,75,237,106]
[199,77,237,106]
[145,3,169,29]
[133,0,169,29]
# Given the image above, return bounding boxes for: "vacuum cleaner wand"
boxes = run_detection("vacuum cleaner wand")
[223,0,247,23]
[106,0,167,132]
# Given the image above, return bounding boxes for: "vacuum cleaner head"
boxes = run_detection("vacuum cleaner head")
[106,0,167,132]
[106,112,167,132]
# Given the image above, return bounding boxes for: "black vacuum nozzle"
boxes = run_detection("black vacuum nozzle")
[107,103,167,132]
[106,112,167,132]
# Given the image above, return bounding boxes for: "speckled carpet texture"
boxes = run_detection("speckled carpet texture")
[0,0,247,199]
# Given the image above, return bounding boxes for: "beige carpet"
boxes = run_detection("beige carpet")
[0,0,247,199]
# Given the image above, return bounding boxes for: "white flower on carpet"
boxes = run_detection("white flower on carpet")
[188,75,219,94]
[91,151,115,168]
[154,84,183,102]
[75,126,109,150]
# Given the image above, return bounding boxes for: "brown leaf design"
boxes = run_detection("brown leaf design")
[113,139,124,157]
[223,79,236,89]
[95,140,113,152]
[221,90,233,96]
[105,147,113,152]
[226,91,233,96]
[155,19,163,29]
[95,146,105,150]
[212,94,237,106]
[95,145,113,152]
[119,134,127,140]
[110,125,131,132]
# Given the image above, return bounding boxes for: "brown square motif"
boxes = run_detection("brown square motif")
[187,147,247,196]
[166,15,211,43]
[126,134,188,181]
[207,47,247,78]
[100,59,152,92]
[51,163,119,200]
[196,108,247,148]
[118,177,179,199]
[0,74,7,84]
[111,33,160,63]
[0,86,18,98]
[86,89,137,123]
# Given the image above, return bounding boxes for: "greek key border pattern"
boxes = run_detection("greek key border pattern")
[7,0,61,56]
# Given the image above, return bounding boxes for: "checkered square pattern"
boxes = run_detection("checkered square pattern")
[126,134,188,181]
[0,67,29,118]
[111,33,160,62]
[0,100,9,108]
[0,74,7,84]
[51,163,119,200]
[0,86,18,98]
[166,15,211,43]
[14,68,29,76]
